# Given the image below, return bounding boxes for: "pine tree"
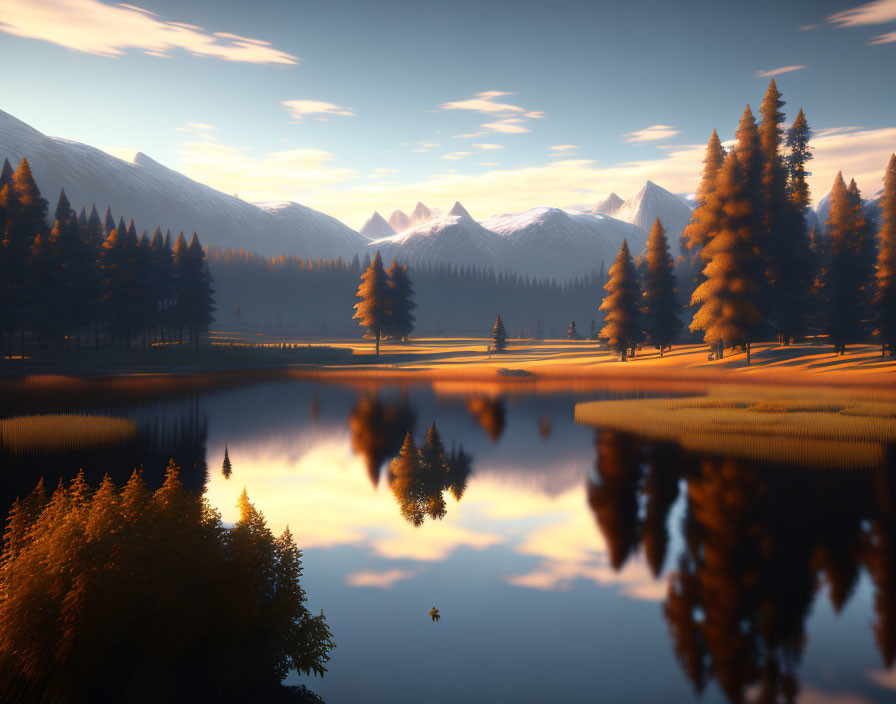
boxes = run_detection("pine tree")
[877,154,896,355]
[567,320,580,340]
[643,218,682,355]
[100,224,139,346]
[222,446,233,479]
[0,158,12,188]
[385,258,415,341]
[680,130,726,306]
[353,251,389,356]
[599,239,642,360]
[785,108,813,212]
[492,315,507,352]
[419,423,448,521]
[690,153,764,363]
[849,178,878,331]
[390,432,426,526]
[820,173,866,354]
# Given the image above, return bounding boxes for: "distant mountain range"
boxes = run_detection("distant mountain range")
[0,109,367,259]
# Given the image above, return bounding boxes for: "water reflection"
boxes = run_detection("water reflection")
[348,395,416,487]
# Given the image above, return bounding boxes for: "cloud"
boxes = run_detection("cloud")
[808,126,896,199]
[0,0,298,64]
[549,145,580,151]
[282,100,355,120]
[100,146,139,162]
[441,152,474,160]
[755,65,808,77]
[482,118,530,134]
[174,122,219,139]
[799,24,820,30]
[440,91,526,114]
[828,0,896,26]
[453,131,486,139]
[176,140,356,202]
[828,0,896,42]
[344,569,417,589]
[476,162,500,166]
[623,125,681,143]
[472,143,504,150]
[525,111,547,119]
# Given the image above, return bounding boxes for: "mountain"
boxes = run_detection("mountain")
[590,193,624,215]
[814,188,882,235]
[410,202,434,226]
[359,211,395,239]
[0,108,366,258]
[368,201,499,269]
[482,208,647,279]
[607,181,693,257]
[388,209,412,231]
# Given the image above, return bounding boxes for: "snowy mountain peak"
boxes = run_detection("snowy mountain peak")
[448,201,472,219]
[388,209,411,232]
[411,202,433,225]
[132,151,161,167]
[359,211,396,239]
[610,180,694,257]
[590,192,624,215]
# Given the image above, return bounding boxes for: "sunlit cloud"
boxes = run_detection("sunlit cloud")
[100,146,139,162]
[869,30,896,42]
[828,0,896,43]
[476,162,500,166]
[809,126,896,198]
[0,0,298,64]
[174,122,219,139]
[482,118,530,134]
[282,100,356,120]
[453,131,486,139]
[799,24,820,30]
[441,152,474,160]
[549,144,580,151]
[176,140,356,203]
[440,90,526,114]
[472,143,504,150]
[755,64,808,77]
[344,569,418,588]
[623,125,681,143]
[525,111,547,119]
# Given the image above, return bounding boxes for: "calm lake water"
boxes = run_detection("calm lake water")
[2,377,895,703]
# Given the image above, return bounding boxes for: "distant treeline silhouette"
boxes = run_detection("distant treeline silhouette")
[0,157,215,357]
[208,245,607,337]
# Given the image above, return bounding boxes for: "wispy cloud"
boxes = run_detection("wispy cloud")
[799,24,820,30]
[453,131,486,139]
[344,569,417,589]
[623,125,681,143]
[482,118,529,134]
[472,143,504,150]
[549,144,580,151]
[828,0,896,43]
[755,65,808,77]
[0,0,298,64]
[440,90,526,114]
[175,122,219,139]
[441,152,474,160]
[282,100,355,120]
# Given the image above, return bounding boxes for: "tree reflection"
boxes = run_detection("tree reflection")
[466,396,506,442]
[389,424,474,526]
[348,395,416,486]
[587,431,896,703]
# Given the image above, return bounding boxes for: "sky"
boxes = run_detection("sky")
[0,0,894,228]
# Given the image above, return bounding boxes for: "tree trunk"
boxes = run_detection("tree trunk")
[746,341,751,366]
[717,340,724,360]
[375,330,380,357]
[659,345,664,357]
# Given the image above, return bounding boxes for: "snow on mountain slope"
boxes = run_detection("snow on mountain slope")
[0,108,366,258]
[609,180,693,256]
[590,193,624,215]
[359,211,395,239]
[482,207,646,279]
[410,202,433,226]
[368,201,499,269]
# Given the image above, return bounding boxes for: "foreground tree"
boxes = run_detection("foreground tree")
[492,315,507,352]
[385,258,416,341]
[690,153,764,363]
[643,219,682,355]
[877,155,896,355]
[599,239,642,360]
[353,251,390,356]
[0,466,333,701]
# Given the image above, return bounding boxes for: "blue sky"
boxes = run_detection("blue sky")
[0,0,894,226]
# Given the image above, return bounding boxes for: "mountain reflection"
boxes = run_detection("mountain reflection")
[588,430,896,703]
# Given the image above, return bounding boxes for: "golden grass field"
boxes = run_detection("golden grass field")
[574,385,896,469]
[0,414,136,455]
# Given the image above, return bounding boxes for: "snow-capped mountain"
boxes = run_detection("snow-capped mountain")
[483,208,647,279]
[388,209,412,231]
[0,108,367,258]
[590,193,624,215]
[603,181,693,257]
[359,211,395,239]
[369,201,499,269]
[410,202,434,226]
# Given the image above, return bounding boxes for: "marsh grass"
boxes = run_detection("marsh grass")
[0,414,136,455]
[574,385,896,469]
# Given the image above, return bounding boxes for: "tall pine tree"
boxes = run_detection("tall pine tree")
[643,219,682,355]
[353,250,390,356]
[876,154,896,355]
[385,258,415,342]
[492,315,507,352]
[599,239,642,361]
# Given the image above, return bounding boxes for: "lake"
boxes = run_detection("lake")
[1,376,894,703]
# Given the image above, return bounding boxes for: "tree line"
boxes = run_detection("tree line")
[0,157,215,356]
[599,80,896,362]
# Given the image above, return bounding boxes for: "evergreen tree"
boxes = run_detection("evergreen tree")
[849,178,878,330]
[385,258,416,341]
[101,224,140,346]
[0,158,12,188]
[690,153,764,363]
[492,315,507,352]
[680,130,726,306]
[820,173,867,354]
[353,251,390,356]
[643,218,682,355]
[567,320,581,340]
[877,154,896,355]
[185,233,216,350]
[222,446,233,478]
[785,108,813,212]
[599,239,642,360]
[390,432,427,526]
[26,233,59,345]
[419,423,448,521]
